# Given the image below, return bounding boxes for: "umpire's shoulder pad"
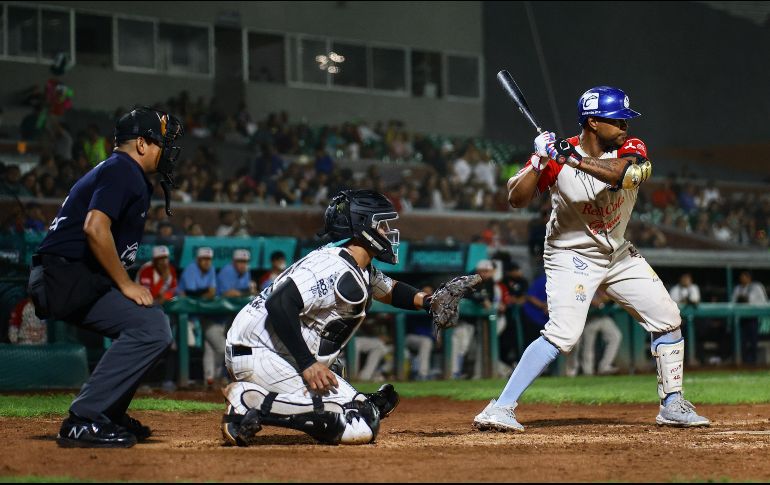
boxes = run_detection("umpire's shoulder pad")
[335,270,367,305]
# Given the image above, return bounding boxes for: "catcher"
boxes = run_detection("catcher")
[221,189,479,446]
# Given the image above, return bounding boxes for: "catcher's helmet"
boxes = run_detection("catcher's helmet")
[577,86,641,126]
[320,190,400,264]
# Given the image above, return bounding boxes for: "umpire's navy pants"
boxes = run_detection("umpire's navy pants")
[68,288,173,423]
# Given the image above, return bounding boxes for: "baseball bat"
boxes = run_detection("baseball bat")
[496,70,542,134]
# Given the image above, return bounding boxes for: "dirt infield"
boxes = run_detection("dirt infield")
[2,397,770,482]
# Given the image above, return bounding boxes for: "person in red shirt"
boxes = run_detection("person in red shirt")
[136,246,177,304]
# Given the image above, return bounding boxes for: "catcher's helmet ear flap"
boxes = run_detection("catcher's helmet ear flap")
[320,190,400,264]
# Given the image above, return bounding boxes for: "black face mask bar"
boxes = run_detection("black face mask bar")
[156,114,183,216]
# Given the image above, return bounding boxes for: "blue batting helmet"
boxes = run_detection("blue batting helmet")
[577,86,641,126]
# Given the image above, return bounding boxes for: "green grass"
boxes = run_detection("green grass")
[1,371,768,418]
[0,395,220,418]
[353,370,770,405]
[0,477,95,483]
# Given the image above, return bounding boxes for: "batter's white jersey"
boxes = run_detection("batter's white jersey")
[227,245,394,368]
[526,136,648,259]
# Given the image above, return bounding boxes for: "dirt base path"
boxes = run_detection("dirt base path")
[2,399,770,482]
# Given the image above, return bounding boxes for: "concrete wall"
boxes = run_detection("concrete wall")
[1,1,484,136]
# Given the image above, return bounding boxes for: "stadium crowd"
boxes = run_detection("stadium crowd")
[1,89,768,248]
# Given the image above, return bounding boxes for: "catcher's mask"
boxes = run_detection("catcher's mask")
[319,190,400,264]
[114,107,184,216]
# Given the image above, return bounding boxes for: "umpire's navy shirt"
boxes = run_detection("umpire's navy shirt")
[37,151,152,268]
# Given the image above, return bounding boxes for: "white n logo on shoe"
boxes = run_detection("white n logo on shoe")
[68,425,88,439]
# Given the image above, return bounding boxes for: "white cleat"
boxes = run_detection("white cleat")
[473,399,525,432]
[656,394,710,427]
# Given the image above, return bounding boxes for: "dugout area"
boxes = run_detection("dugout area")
[1,374,769,483]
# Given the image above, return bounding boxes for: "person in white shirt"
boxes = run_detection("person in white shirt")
[669,273,701,306]
[731,270,769,365]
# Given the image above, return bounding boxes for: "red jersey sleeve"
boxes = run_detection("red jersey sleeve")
[617,137,648,158]
[521,153,563,194]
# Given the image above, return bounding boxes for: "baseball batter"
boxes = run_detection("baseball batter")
[221,189,466,446]
[473,86,710,431]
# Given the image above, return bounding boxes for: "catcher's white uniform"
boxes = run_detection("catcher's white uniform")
[526,137,679,352]
[226,245,393,408]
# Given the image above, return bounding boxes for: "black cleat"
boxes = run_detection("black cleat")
[365,384,400,418]
[222,406,262,447]
[57,415,137,448]
[116,414,152,442]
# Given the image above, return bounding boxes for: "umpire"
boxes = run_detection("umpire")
[28,108,183,448]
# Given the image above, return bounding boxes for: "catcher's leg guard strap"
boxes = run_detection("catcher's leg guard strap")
[652,338,684,400]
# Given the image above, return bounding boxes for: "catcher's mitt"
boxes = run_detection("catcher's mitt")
[426,274,482,330]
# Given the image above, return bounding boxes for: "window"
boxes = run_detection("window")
[247,32,285,84]
[330,41,366,89]
[372,47,406,92]
[76,13,112,67]
[41,9,71,60]
[158,22,210,75]
[298,37,327,85]
[7,5,38,59]
[411,50,442,98]
[116,17,155,70]
[447,54,480,99]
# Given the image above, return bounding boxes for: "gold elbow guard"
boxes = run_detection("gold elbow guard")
[621,160,652,189]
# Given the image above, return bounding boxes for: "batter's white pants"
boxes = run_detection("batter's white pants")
[225,345,359,407]
[354,336,389,381]
[543,243,680,353]
[581,315,622,375]
[203,321,226,382]
[406,334,433,379]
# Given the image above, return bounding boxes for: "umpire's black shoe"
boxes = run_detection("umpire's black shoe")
[57,414,137,448]
[116,414,152,442]
[366,384,400,418]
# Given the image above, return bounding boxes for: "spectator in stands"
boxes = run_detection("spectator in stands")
[0,165,23,196]
[135,245,179,392]
[136,245,178,305]
[669,272,701,307]
[697,180,721,209]
[406,285,435,381]
[24,203,47,232]
[500,260,529,364]
[216,210,242,237]
[8,295,46,345]
[355,316,392,382]
[20,172,39,198]
[51,121,74,161]
[712,219,733,242]
[177,247,218,386]
[83,124,108,167]
[452,145,474,185]
[259,251,287,291]
[38,173,58,198]
[651,178,677,210]
[521,271,548,347]
[480,220,502,248]
[314,144,334,176]
[731,270,768,365]
[254,143,285,180]
[636,222,668,248]
[678,184,698,215]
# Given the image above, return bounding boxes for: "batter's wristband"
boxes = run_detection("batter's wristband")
[391,282,420,310]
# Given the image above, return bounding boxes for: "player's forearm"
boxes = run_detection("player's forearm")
[576,157,627,187]
[386,281,428,311]
[84,217,132,290]
[507,165,542,208]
